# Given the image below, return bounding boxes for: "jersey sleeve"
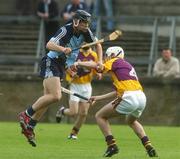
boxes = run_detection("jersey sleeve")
[49,26,67,46]
[91,51,98,62]
[84,29,96,43]
[103,59,115,73]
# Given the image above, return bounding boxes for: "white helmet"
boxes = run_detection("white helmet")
[105,46,124,59]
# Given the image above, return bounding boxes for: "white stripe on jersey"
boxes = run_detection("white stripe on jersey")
[88,28,95,42]
[50,27,67,44]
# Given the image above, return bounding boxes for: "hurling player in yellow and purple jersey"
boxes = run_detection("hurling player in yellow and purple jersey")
[74,46,158,157]
[56,46,101,139]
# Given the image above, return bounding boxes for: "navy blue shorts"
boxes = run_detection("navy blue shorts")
[39,55,66,79]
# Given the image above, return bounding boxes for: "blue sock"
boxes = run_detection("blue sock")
[26,106,35,117]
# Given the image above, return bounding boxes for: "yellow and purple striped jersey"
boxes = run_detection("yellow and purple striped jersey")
[103,57,143,96]
[66,50,98,84]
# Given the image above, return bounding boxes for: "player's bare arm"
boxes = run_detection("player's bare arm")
[95,43,103,64]
[46,41,71,55]
[74,61,97,69]
[74,61,104,73]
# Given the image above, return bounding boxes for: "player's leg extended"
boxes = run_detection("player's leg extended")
[126,115,158,157]
[25,77,62,128]
[68,102,90,139]
[95,101,119,157]
[67,83,92,139]
[30,80,52,121]
[19,77,62,146]
[125,90,158,157]
[126,115,146,138]
[64,100,79,116]
[74,102,90,129]
[96,101,119,136]
[31,77,62,112]
[64,100,80,139]
[56,83,80,123]
[56,99,79,123]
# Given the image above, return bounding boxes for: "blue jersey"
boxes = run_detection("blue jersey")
[47,23,95,67]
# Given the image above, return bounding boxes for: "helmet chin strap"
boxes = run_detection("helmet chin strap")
[73,19,80,27]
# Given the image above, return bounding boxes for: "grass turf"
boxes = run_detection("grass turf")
[0,122,179,159]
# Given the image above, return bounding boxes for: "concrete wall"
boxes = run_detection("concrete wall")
[0,76,180,126]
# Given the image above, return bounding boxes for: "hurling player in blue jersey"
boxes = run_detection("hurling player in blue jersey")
[18,10,103,147]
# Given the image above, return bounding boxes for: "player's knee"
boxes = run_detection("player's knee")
[51,93,62,102]
[126,118,136,127]
[79,111,88,117]
[95,111,101,120]
[68,110,78,116]
[126,119,133,126]
[126,115,137,126]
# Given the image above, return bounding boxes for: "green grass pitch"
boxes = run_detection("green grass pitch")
[0,122,179,159]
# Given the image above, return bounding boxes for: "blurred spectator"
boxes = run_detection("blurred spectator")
[37,0,59,42]
[16,0,32,15]
[92,0,114,32]
[153,48,180,78]
[84,0,94,14]
[61,0,88,22]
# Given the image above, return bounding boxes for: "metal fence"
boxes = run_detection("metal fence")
[95,15,180,75]
[0,15,179,76]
